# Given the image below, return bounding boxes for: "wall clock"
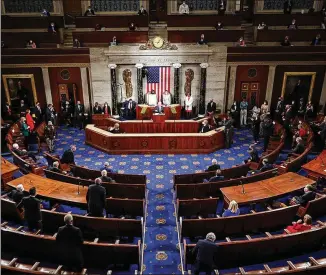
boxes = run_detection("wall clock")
[60,69,70,80]
[152,36,164,49]
[248,68,257,78]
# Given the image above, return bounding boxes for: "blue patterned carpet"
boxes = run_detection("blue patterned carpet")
[51,126,259,274]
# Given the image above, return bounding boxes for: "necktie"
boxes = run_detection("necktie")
[129,102,132,109]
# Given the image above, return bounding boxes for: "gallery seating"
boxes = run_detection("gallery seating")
[75,15,148,28]
[44,169,146,199]
[72,31,148,46]
[183,224,326,269]
[1,226,141,269]
[257,30,326,43]
[2,32,61,48]
[1,16,64,29]
[168,30,245,43]
[173,163,250,185]
[253,13,323,26]
[167,14,242,27]
[175,168,278,199]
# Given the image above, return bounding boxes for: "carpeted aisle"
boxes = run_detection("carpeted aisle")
[51,126,258,274]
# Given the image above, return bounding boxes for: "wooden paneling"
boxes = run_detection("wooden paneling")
[1,16,64,29]
[75,16,148,28]
[257,30,326,42]
[48,67,83,112]
[2,32,60,48]
[271,65,326,111]
[168,30,244,43]
[167,14,242,27]
[1,67,46,107]
[235,65,269,105]
[73,31,148,45]
[253,13,322,26]
[2,48,90,55]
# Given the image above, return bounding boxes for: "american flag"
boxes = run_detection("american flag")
[146,66,171,102]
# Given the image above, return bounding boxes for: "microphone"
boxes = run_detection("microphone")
[239,180,245,194]
[77,180,81,195]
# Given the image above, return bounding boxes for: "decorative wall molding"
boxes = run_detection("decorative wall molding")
[1,63,90,68]
[200,63,209,69]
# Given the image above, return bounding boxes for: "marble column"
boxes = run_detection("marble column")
[227,65,238,110]
[173,63,181,104]
[265,65,276,106]
[109,64,118,116]
[41,67,53,104]
[80,67,90,111]
[135,63,144,104]
[199,63,209,115]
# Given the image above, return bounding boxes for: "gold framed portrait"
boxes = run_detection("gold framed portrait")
[281,72,316,103]
[2,74,38,105]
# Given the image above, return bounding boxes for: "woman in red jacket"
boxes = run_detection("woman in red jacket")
[286,214,312,233]
[25,109,35,132]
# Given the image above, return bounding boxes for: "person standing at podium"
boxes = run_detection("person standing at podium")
[125,98,136,119]
[154,102,164,114]
[147,90,158,106]
[162,90,171,106]
[185,93,193,119]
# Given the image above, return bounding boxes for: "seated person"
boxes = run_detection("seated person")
[207,169,224,182]
[95,24,102,31]
[218,0,226,15]
[216,22,224,30]
[245,144,259,163]
[84,6,95,16]
[129,22,137,31]
[205,159,220,172]
[237,37,246,47]
[147,90,157,106]
[102,102,111,115]
[290,137,305,156]
[197,34,207,45]
[286,214,312,233]
[138,6,148,15]
[48,22,57,33]
[9,184,25,206]
[154,102,164,114]
[100,162,112,173]
[162,90,171,106]
[41,8,50,17]
[290,185,316,207]
[179,1,189,14]
[109,123,123,134]
[93,102,102,114]
[49,161,66,174]
[257,22,268,30]
[280,36,292,46]
[26,40,36,49]
[222,200,240,217]
[199,119,211,133]
[73,38,81,48]
[110,36,117,46]
[12,143,37,162]
[259,158,274,172]
[288,19,298,30]
[311,34,321,46]
[206,99,216,116]
[100,170,112,183]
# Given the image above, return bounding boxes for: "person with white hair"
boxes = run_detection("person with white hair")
[222,200,240,217]
[100,162,112,173]
[100,170,112,183]
[199,119,211,133]
[56,214,84,271]
[44,120,56,153]
[109,123,123,134]
[60,145,77,165]
[12,143,37,161]
[179,1,189,14]
[86,178,106,217]
[49,161,66,174]
[205,159,221,172]
[9,184,25,206]
[291,137,305,155]
[192,232,218,275]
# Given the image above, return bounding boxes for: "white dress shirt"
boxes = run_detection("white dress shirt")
[148,93,157,106]
[179,3,189,14]
[185,96,193,111]
[163,93,171,106]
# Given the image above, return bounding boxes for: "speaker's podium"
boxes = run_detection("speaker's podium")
[136,104,181,120]
[152,113,166,123]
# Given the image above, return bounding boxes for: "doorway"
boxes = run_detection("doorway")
[240,82,260,108]
[149,0,167,22]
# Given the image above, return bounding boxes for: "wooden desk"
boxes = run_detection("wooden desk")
[1,157,19,185]
[221,172,315,206]
[85,124,225,154]
[256,30,326,42]
[136,104,181,120]
[75,15,148,28]
[6,173,87,206]
[302,150,326,179]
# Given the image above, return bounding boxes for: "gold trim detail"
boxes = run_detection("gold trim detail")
[2,74,38,105]
[281,72,316,102]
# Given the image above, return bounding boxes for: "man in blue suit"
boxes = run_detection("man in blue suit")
[192,232,218,275]
[154,102,164,114]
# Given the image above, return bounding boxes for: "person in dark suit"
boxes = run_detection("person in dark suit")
[154,102,164,114]
[290,185,316,207]
[205,159,220,172]
[208,169,224,182]
[100,162,113,173]
[49,161,66,174]
[138,6,148,15]
[48,22,57,33]
[274,97,284,122]
[283,0,292,14]
[109,123,124,134]
[245,144,259,163]
[206,99,216,116]
[86,178,106,217]
[259,159,274,172]
[288,19,298,30]
[100,170,112,183]
[61,145,76,165]
[56,214,84,272]
[262,115,274,152]
[74,101,85,130]
[280,36,292,46]
[291,137,305,155]
[12,143,37,162]
[84,6,95,16]
[192,232,218,275]
[41,8,50,16]
[215,22,224,30]
[311,34,321,46]
[33,102,43,126]
[9,184,25,206]
[2,102,12,120]
[93,102,102,114]
[199,120,211,133]
[17,187,42,231]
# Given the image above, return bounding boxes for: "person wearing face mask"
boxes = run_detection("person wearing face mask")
[215,21,224,30]
[199,119,211,133]
[93,102,102,114]
[74,101,85,130]
[48,22,57,33]
[33,102,43,125]
[138,5,148,15]
[102,102,111,115]
[197,34,207,45]
[237,37,246,47]
[84,6,95,16]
